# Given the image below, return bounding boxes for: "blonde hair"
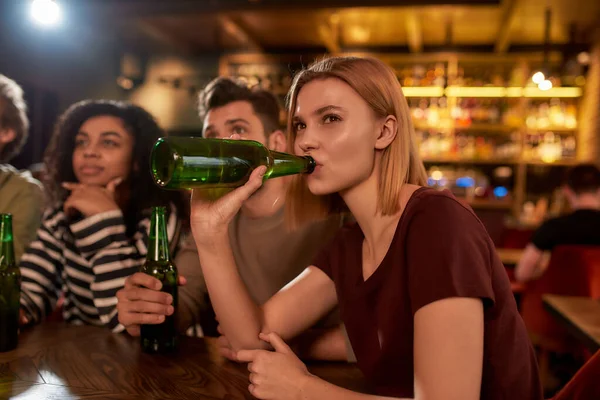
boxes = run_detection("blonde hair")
[285,56,427,229]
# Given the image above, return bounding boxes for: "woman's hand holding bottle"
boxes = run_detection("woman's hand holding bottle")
[190,165,266,247]
[190,132,266,247]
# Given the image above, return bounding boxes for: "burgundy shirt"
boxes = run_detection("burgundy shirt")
[313,188,542,399]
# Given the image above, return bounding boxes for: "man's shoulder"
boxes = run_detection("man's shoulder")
[540,212,581,229]
[0,164,43,193]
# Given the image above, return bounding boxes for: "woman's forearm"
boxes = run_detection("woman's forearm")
[195,233,267,351]
[294,326,353,361]
[301,375,404,400]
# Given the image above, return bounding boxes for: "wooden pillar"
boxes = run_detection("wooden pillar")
[577,29,600,163]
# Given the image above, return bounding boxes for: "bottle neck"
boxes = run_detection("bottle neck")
[147,210,170,263]
[0,215,15,268]
[267,151,316,180]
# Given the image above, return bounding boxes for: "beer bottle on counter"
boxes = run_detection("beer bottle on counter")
[150,137,315,190]
[0,214,20,352]
[139,206,178,353]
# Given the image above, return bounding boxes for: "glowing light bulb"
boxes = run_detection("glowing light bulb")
[538,79,553,91]
[31,0,61,26]
[431,170,443,181]
[532,71,545,85]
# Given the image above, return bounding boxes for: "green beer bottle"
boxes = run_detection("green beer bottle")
[150,137,316,190]
[139,207,178,353]
[0,214,20,353]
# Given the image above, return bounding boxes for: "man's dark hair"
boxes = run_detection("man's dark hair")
[565,163,600,195]
[0,74,29,162]
[198,77,281,137]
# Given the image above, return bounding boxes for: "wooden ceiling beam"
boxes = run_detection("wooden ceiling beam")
[318,14,341,54]
[318,25,341,54]
[406,11,423,53]
[218,16,262,51]
[134,20,198,55]
[494,0,519,53]
[72,0,501,20]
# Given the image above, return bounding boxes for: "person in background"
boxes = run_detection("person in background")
[516,163,600,283]
[188,56,541,399]
[0,74,44,261]
[19,100,185,330]
[117,77,353,362]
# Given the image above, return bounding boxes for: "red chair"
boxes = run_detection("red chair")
[522,245,600,343]
[500,227,535,249]
[520,245,600,388]
[552,350,600,400]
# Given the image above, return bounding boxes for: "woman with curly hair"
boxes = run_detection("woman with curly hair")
[19,100,184,331]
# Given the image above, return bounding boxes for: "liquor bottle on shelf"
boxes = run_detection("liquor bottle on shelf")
[427,98,440,126]
[433,63,446,87]
[562,135,577,159]
[565,104,577,129]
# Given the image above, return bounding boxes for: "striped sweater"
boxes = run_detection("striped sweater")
[19,205,178,331]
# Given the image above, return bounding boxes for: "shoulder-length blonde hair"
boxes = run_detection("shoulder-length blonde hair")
[285,56,428,229]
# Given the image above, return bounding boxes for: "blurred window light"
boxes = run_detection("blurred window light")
[31,0,61,27]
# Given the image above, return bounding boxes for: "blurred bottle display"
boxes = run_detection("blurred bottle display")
[226,60,580,166]
[416,129,520,161]
[425,165,513,203]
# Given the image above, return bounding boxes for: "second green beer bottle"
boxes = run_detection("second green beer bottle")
[139,206,178,353]
[150,137,316,190]
[0,214,21,353]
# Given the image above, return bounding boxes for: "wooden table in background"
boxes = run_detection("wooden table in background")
[543,295,600,353]
[0,323,367,399]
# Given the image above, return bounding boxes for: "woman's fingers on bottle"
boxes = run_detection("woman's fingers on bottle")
[205,166,266,224]
[125,272,162,290]
[135,313,165,325]
[121,286,172,304]
[129,299,174,316]
[236,166,266,200]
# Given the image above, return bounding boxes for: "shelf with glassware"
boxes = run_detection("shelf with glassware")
[412,94,581,212]
[412,96,579,163]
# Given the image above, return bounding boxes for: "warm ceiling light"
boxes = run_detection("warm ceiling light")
[431,170,443,181]
[538,79,553,91]
[532,71,545,85]
[31,0,61,26]
[348,26,370,43]
[577,52,590,65]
